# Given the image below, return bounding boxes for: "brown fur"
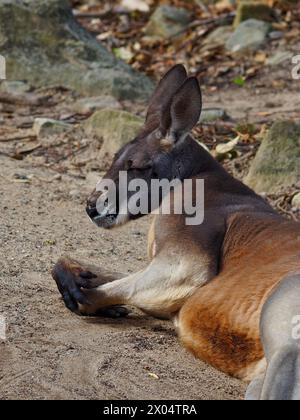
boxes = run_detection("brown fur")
[178,213,300,379]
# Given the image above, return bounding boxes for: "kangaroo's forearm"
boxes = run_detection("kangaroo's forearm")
[80,262,205,318]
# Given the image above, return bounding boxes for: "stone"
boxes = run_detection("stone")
[84,109,143,167]
[145,6,192,39]
[202,26,233,50]
[244,121,300,194]
[234,2,274,28]
[268,31,284,40]
[266,51,293,66]
[200,108,230,123]
[33,118,72,137]
[226,19,271,53]
[292,192,300,208]
[0,0,153,100]
[0,80,30,94]
[86,172,101,189]
[73,96,122,114]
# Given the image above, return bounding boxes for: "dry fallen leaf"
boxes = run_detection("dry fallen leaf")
[148,372,159,380]
[254,52,267,64]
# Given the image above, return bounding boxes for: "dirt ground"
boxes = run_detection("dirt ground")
[0,62,299,400]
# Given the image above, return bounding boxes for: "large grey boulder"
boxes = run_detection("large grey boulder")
[0,0,153,100]
[226,19,271,53]
[84,109,143,168]
[244,121,300,194]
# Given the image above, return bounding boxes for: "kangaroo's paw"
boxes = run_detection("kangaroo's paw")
[51,257,128,317]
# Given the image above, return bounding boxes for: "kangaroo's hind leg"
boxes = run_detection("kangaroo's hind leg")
[246,270,300,400]
[52,257,129,317]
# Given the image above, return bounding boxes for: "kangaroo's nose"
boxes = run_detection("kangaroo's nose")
[86,190,101,219]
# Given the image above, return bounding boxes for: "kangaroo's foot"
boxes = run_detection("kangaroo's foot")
[52,257,129,317]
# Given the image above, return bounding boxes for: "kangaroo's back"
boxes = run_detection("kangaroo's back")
[178,213,300,381]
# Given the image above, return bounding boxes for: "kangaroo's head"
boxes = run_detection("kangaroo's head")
[86,65,202,229]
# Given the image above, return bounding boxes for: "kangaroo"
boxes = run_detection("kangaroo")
[52,65,300,400]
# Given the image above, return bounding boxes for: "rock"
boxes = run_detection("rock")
[244,121,300,194]
[292,193,300,208]
[0,0,153,100]
[234,2,274,28]
[73,96,122,115]
[226,19,271,53]
[0,80,30,94]
[33,118,72,137]
[84,109,143,167]
[266,51,293,66]
[200,108,230,123]
[202,26,233,50]
[145,6,192,39]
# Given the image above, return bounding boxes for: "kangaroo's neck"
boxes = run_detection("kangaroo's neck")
[172,136,226,179]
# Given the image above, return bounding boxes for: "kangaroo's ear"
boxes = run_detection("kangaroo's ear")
[166,77,202,144]
[146,64,187,126]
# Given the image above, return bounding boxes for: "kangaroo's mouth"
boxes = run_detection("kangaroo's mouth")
[86,205,118,229]
[93,213,118,229]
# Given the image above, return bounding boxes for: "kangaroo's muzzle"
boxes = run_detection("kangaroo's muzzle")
[86,190,118,229]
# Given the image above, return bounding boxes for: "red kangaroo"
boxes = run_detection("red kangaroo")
[52,65,300,400]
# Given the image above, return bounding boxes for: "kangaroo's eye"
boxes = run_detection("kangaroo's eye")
[152,168,159,178]
[125,160,133,170]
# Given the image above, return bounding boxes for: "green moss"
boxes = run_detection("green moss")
[234,2,274,28]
